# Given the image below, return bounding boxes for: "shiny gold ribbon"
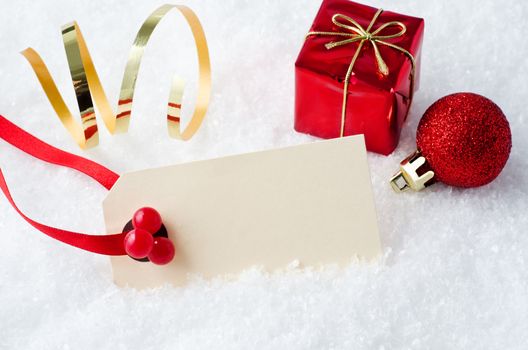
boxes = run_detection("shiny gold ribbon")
[22,4,211,149]
[306,9,416,137]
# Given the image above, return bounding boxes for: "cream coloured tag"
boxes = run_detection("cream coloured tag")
[103,135,381,288]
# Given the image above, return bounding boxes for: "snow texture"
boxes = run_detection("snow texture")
[0,0,527,349]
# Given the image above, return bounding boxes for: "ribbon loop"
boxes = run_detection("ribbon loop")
[371,21,407,39]
[332,14,367,36]
[306,8,416,137]
[0,114,126,256]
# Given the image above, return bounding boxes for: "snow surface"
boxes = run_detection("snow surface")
[0,0,527,349]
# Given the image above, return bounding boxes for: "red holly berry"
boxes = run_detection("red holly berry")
[132,207,162,234]
[147,237,175,265]
[124,228,154,259]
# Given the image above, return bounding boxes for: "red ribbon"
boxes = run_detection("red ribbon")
[0,115,127,255]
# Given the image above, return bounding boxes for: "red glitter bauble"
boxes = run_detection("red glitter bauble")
[416,93,511,188]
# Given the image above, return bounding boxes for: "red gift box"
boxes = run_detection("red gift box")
[294,0,424,155]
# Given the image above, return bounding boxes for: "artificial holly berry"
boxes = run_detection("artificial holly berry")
[147,237,175,265]
[391,92,511,192]
[124,228,154,259]
[132,207,162,233]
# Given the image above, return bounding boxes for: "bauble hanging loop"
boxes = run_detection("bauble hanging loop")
[391,92,512,192]
[390,150,434,192]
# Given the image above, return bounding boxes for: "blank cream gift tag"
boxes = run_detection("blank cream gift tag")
[103,135,381,288]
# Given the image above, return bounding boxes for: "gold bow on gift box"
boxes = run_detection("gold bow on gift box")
[306,8,416,137]
[23,4,211,149]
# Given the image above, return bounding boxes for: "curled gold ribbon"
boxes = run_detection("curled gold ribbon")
[22,4,211,149]
[306,9,416,137]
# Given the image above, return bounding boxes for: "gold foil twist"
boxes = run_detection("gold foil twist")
[307,9,416,137]
[22,4,211,149]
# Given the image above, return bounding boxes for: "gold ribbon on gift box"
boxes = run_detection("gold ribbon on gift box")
[306,9,416,137]
[22,4,211,149]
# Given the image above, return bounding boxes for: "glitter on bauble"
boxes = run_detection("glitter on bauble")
[390,92,512,192]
